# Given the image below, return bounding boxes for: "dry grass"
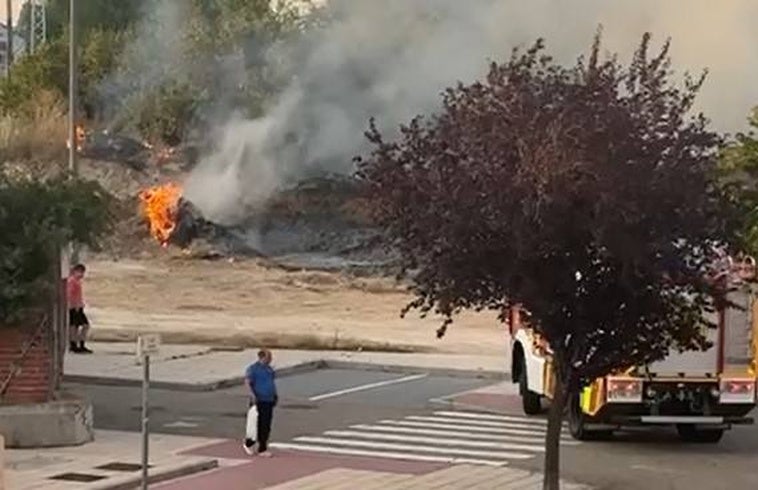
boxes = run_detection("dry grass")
[0,91,68,167]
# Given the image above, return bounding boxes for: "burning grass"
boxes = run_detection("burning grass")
[138,182,183,246]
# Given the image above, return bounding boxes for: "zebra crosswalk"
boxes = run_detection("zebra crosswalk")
[271,410,579,467]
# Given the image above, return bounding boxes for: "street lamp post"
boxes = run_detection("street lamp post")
[5,0,13,78]
[68,0,78,177]
[68,0,79,263]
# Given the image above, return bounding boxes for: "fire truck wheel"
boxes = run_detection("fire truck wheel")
[568,392,612,441]
[676,424,724,443]
[518,361,542,415]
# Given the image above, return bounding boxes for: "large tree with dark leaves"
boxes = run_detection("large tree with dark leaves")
[357,34,739,489]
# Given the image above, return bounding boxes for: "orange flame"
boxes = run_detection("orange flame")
[66,124,86,152]
[138,183,182,246]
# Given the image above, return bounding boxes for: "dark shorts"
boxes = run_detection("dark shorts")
[69,308,89,327]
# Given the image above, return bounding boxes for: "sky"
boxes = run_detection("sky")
[0,0,25,24]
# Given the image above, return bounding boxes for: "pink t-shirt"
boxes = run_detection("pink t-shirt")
[67,276,84,309]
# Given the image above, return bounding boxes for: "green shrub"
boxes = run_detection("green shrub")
[0,38,68,116]
[132,80,201,145]
[0,173,114,325]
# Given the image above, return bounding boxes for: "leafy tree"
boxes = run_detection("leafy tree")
[79,28,129,118]
[0,27,124,119]
[718,109,758,254]
[6,0,317,145]
[0,37,68,115]
[357,34,738,489]
[133,80,201,145]
[41,0,145,40]
[0,172,113,325]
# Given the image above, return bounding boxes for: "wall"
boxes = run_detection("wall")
[0,326,51,405]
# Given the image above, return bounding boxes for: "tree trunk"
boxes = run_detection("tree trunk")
[543,368,568,490]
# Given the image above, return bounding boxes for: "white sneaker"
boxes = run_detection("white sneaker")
[258,451,272,458]
[242,442,255,456]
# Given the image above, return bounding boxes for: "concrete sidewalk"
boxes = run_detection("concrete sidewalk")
[264,466,591,490]
[64,343,509,390]
[154,445,591,490]
[3,431,220,490]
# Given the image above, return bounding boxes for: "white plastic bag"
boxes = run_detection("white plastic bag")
[245,404,258,441]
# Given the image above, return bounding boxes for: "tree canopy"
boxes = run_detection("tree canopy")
[23,0,147,39]
[4,0,316,145]
[357,34,739,488]
[0,172,113,325]
[718,109,758,255]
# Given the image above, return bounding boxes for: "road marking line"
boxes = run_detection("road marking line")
[405,415,552,431]
[348,424,580,445]
[162,421,199,429]
[433,411,549,425]
[308,373,429,401]
[292,436,534,460]
[323,430,546,452]
[269,443,507,467]
[380,420,567,438]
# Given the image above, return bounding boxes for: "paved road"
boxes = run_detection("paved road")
[67,368,758,489]
[65,368,493,441]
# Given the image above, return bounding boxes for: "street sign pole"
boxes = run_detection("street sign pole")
[137,334,160,490]
[141,353,149,490]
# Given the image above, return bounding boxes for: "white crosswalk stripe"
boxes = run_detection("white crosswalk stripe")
[347,424,580,445]
[270,410,580,466]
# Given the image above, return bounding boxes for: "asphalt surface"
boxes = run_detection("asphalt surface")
[66,368,758,489]
[64,368,493,441]
[559,410,758,490]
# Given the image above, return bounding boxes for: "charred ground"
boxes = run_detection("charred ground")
[26,132,396,275]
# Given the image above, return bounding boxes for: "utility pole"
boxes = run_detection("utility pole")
[28,0,47,54]
[68,0,79,263]
[5,0,13,78]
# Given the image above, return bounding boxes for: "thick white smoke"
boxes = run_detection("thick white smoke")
[169,0,757,223]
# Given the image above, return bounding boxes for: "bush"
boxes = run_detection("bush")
[0,173,114,325]
[0,38,68,116]
[0,90,68,163]
[80,28,129,119]
[133,81,201,145]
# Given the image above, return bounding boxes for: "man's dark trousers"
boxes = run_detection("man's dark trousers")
[256,401,274,452]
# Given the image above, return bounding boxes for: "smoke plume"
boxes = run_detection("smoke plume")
[139,0,758,224]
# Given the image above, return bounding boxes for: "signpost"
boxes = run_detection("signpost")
[0,434,5,490]
[137,334,160,490]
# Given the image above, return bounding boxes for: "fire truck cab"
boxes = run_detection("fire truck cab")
[508,258,758,443]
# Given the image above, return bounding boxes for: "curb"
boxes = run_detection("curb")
[63,360,328,392]
[91,458,218,490]
[64,360,507,391]
[322,360,507,380]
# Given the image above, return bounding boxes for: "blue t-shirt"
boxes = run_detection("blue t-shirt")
[245,361,277,402]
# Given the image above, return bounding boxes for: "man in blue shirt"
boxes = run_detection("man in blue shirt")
[244,349,278,456]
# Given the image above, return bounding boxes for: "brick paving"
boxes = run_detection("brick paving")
[266,466,591,490]
[160,407,590,490]
[156,449,446,490]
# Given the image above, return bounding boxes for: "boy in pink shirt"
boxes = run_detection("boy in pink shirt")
[67,264,92,354]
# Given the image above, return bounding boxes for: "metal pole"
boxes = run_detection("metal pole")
[28,0,33,53]
[5,0,12,77]
[141,354,150,489]
[68,0,78,176]
[68,0,79,263]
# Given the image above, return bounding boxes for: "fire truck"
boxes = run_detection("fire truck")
[508,256,758,443]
